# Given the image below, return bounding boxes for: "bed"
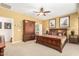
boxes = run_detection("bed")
[36,34,67,53]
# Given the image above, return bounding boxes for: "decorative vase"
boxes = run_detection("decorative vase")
[71,31,75,35]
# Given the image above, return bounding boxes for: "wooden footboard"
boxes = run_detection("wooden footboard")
[36,35,67,53]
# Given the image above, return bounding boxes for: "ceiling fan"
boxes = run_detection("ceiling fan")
[34,7,51,16]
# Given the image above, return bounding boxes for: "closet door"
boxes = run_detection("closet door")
[23,20,35,42]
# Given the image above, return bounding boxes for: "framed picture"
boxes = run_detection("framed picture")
[4,22,11,29]
[60,16,70,28]
[49,19,56,28]
[0,22,2,29]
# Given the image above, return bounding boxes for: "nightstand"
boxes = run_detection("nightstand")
[69,35,79,44]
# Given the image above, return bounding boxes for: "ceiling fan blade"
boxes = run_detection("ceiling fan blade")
[33,11,39,13]
[40,8,44,12]
[44,11,50,13]
[43,13,46,16]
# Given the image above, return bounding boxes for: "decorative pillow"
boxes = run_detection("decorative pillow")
[58,32,63,36]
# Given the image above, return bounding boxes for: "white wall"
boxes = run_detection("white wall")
[0,16,14,42]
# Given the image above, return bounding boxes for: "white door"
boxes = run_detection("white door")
[0,17,14,42]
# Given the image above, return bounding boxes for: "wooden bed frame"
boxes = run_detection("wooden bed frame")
[36,35,67,53]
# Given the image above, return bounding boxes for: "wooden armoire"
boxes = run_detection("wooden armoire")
[23,20,35,42]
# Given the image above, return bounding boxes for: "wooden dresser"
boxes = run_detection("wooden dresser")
[0,43,5,56]
[23,20,35,42]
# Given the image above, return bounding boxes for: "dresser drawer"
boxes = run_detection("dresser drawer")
[0,48,4,56]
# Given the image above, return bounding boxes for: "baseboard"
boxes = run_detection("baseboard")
[12,40,22,44]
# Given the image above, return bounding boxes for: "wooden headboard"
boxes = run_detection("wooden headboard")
[49,28,67,36]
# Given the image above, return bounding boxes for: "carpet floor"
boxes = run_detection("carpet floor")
[4,40,79,56]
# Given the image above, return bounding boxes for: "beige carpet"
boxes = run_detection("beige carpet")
[4,40,79,56]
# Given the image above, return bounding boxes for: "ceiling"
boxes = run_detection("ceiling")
[6,3,77,20]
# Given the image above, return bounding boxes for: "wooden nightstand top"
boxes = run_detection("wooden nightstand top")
[0,43,5,48]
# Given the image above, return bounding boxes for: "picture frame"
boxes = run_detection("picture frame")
[49,18,56,29]
[0,22,2,29]
[4,22,11,29]
[60,16,70,28]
